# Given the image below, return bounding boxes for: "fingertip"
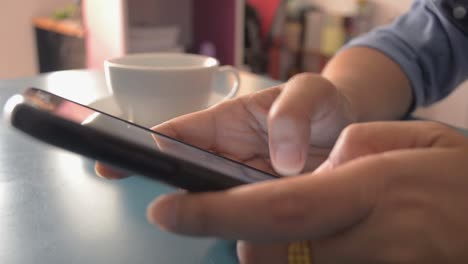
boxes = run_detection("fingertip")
[268,117,307,176]
[268,92,310,176]
[272,162,304,177]
[94,162,128,179]
[271,142,305,176]
[94,162,106,178]
[147,194,182,232]
[151,121,174,136]
[146,197,162,227]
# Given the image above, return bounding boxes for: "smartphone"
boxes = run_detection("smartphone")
[4,88,278,192]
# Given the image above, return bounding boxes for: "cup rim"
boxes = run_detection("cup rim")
[105,53,220,71]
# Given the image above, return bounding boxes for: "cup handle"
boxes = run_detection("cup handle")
[217,65,240,100]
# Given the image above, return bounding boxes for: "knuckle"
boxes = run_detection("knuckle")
[338,123,369,146]
[422,121,466,147]
[327,124,371,165]
[340,123,364,139]
[288,72,317,82]
[424,121,452,134]
[287,73,336,94]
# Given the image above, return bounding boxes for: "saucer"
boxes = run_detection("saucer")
[88,89,226,119]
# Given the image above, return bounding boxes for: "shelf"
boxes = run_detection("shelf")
[33,17,85,39]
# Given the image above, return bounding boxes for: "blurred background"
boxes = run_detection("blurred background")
[0,0,466,128]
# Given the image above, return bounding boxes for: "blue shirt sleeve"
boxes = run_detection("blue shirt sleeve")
[342,0,468,108]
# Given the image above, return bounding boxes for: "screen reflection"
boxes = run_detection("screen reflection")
[25,89,277,184]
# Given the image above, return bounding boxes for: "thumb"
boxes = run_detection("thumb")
[268,73,341,176]
[146,155,383,241]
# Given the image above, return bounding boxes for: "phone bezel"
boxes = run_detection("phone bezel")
[6,88,279,192]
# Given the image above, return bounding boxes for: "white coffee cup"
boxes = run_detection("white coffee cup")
[104,53,240,127]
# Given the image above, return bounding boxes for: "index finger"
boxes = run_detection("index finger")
[94,161,130,179]
[95,109,217,179]
[152,108,217,150]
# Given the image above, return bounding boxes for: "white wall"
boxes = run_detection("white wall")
[415,82,468,128]
[371,0,413,24]
[0,0,70,79]
[308,0,412,18]
[127,0,193,49]
[83,0,127,69]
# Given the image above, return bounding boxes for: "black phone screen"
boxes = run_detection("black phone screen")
[19,88,277,184]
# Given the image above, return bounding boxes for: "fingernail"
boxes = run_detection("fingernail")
[274,143,303,176]
[147,195,180,231]
[95,168,105,178]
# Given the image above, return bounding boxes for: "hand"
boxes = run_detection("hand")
[148,121,468,263]
[96,73,355,178]
[96,73,355,263]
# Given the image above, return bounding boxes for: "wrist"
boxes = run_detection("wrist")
[321,47,413,121]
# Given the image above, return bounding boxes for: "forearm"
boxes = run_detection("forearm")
[322,47,412,122]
